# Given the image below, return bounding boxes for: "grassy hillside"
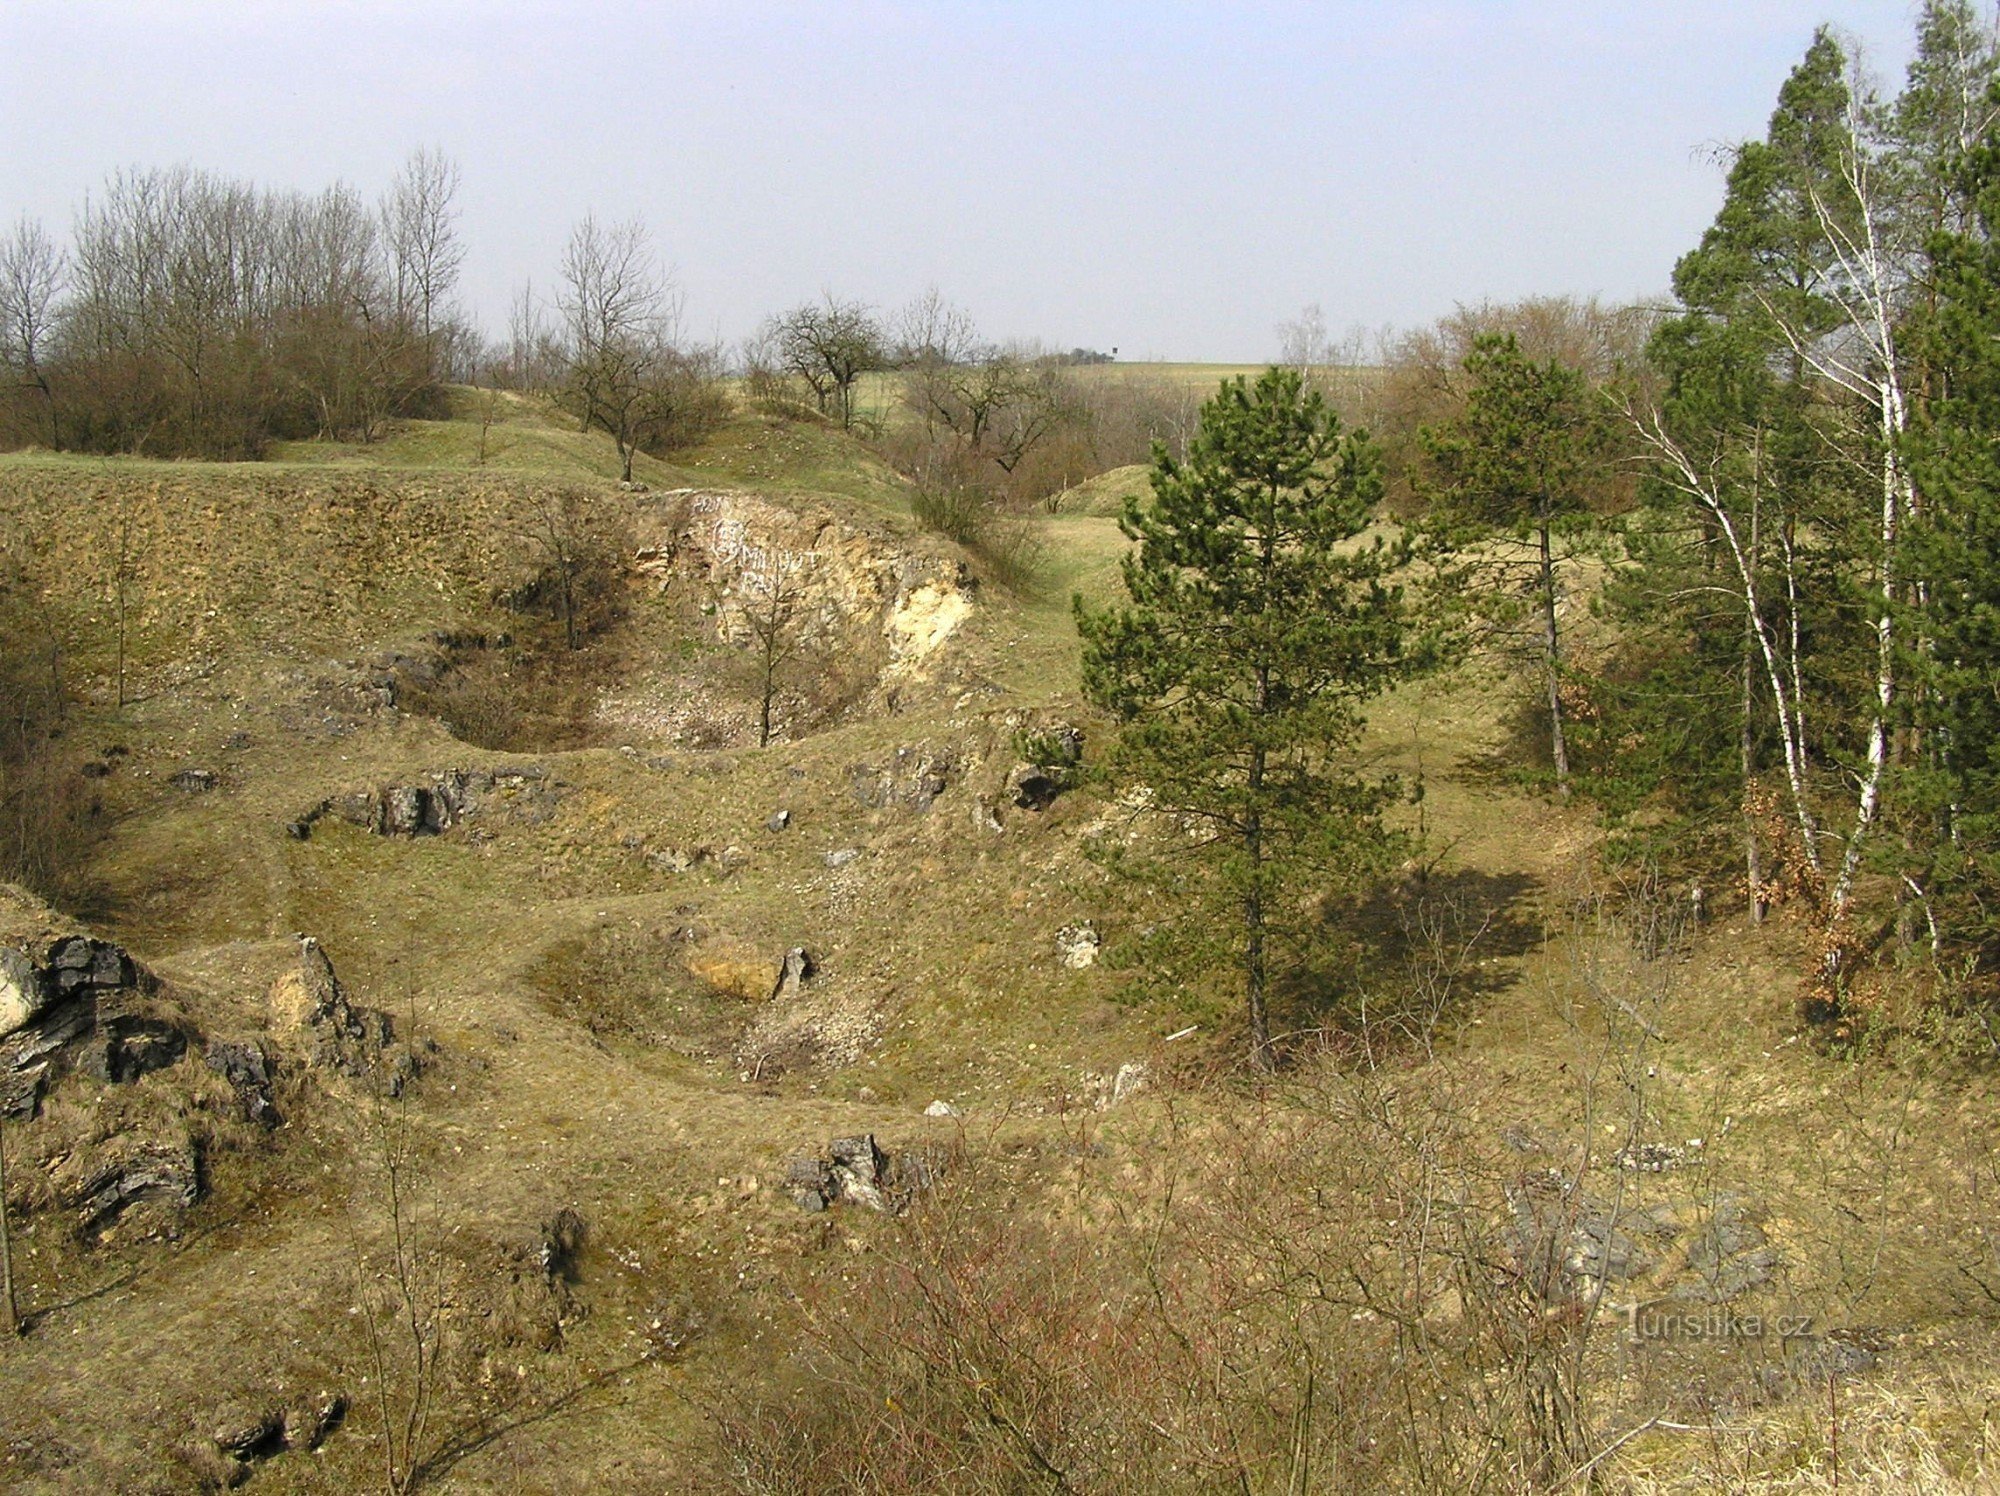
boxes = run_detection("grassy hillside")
[0,401,1994,1492]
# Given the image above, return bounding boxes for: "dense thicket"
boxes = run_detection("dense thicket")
[1580,2,2000,1022]
[0,153,468,458]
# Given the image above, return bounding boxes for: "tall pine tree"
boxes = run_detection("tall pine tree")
[1076,368,1423,1068]
[1417,333,1615,797]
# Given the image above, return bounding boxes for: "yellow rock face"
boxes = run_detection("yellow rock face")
[682,939,780,1002]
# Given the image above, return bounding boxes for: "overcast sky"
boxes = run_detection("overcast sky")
[1,1,1934,361]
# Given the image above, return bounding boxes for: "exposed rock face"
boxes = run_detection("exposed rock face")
[290,766,559,840]
[1506,1173,1779,1305]
[785,1133,934,1213]
[635,490,973,691]
[205,1039,281,1128]
[1056,924,1101,970]
[77,1014,185,1084]
[1008,724,1084,811]
[682,938,815,1002]
[618,491,975,748]
[0,945,48,1037]
[0,930,183,1118]
[684,938,782,1002]
[59,1135,201,1234]
[268,937,410,1091]
[850,744,956,812]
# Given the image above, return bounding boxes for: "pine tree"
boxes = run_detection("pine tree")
[1076,368,1422,1069]
[1904,80,2000,972]
[1417,333,1614,797]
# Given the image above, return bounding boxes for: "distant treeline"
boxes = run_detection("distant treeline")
[0,151,472,458]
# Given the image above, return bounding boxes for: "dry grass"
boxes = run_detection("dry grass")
[0,400,1994,1493]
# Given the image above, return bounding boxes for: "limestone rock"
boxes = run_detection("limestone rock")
[784,1134,935,1214]
[269,936,406,1088]
[61,1135,201,1233]
[850,745,955,812]
[775,946,815,1001]
[829,1134,889,1211]
[684,938,783,1002]
[924,1099,960,1118]
[785,1155,833,1212]
[0,945,48,1038]
[1056,924,1101,970]
[205,1039,281,1128]
[76,1015,185,1084]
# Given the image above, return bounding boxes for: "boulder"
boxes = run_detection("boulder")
[62,1136,201,1233]
[1055,924,1101,970]
[0,945,47,1038]
[684,938,782,1002]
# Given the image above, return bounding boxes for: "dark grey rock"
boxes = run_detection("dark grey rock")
[208,1406,284,1459]
[785,1155,833,1212]
[67,1138,201,1232]
[170,768,218,793]
[205,1040,281,1128]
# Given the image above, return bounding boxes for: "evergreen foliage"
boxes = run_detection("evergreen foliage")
[1076,367,1425,1067]
[1416,333,1618,795]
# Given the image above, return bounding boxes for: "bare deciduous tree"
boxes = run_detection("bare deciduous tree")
[764,294,884,429]
[556,216,719,483]
[0,216,65,449]
[380,147,464,345]
[737,551,811,747]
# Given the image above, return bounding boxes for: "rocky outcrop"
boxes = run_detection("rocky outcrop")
[785,1133,933,1214]
[635,491,973,692]
[1008,724,1084,811]
[850,744,956,812]
[288,766,560,840]
[0,930,185,1119]
[1055,924,1101,970]
[268,937,414,1093]
[682,937,815,1003]
[1506,1173,1779,1305]
[58,1135,201,1235]
[204,1039,281,1128]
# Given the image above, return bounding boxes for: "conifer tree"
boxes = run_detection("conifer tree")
[1904,82,2000,969]
[1417,334,1614,797]
[1076,368,1421,1069]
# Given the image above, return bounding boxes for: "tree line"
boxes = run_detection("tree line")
[0,151,471,457]
[1082,2,2000,1061]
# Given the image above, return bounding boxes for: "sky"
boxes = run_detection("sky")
[0,1,1939,361]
